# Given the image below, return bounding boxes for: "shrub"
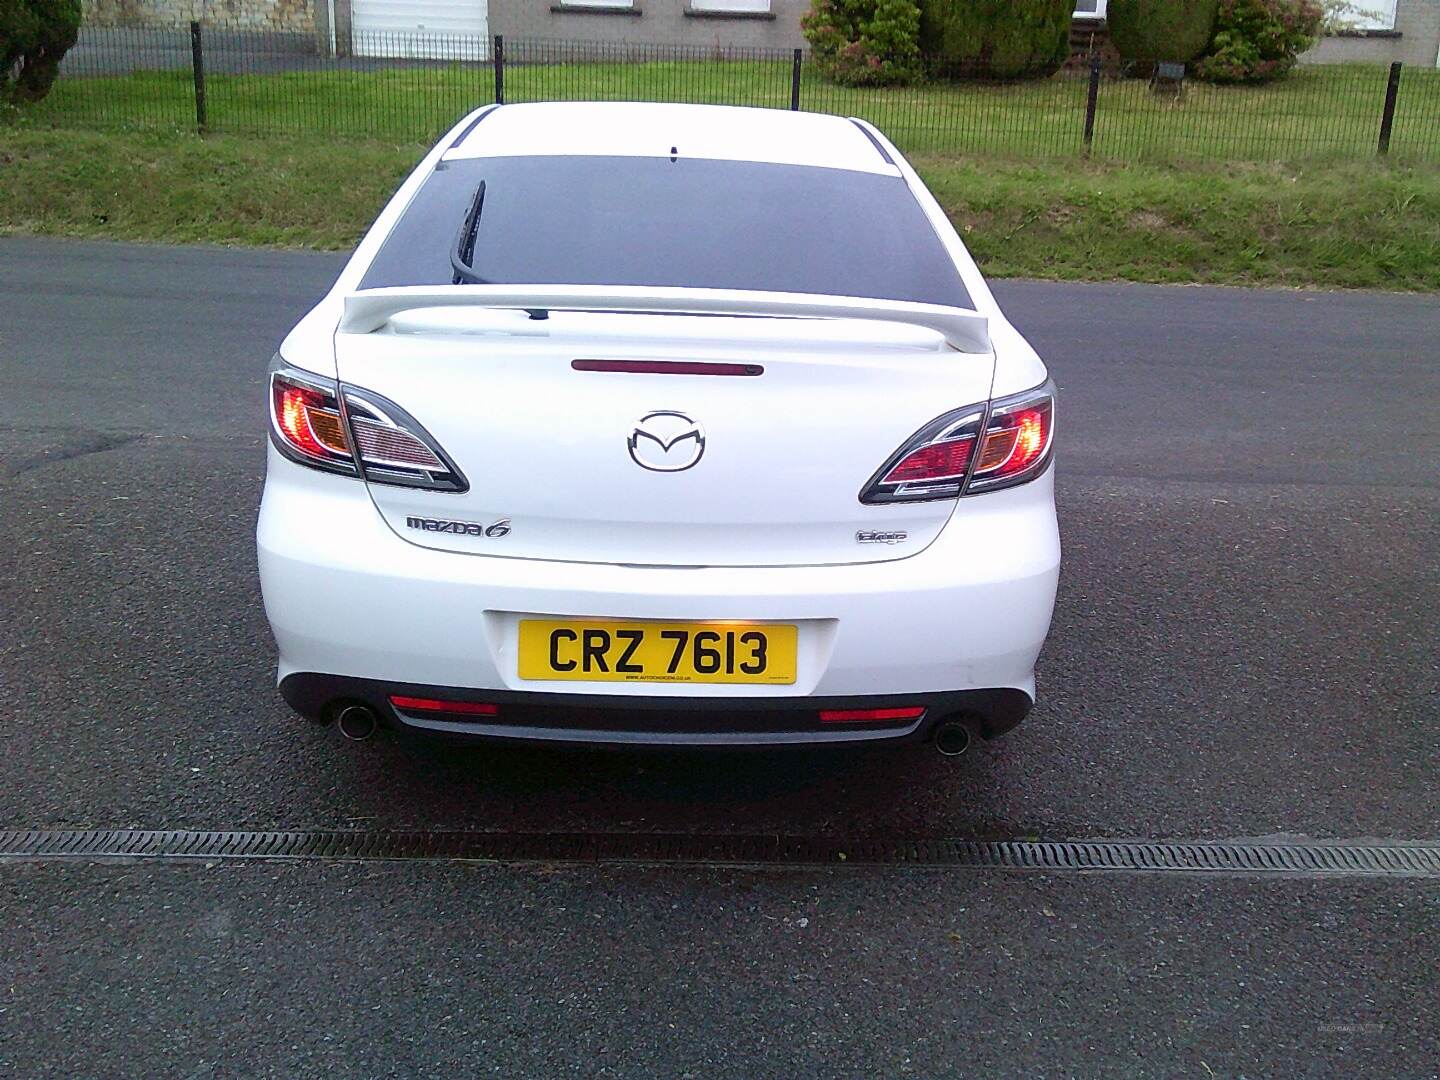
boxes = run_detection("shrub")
[917,0,1073,80]
[1,0,81,102]
[1194,0,1323,83]
[1107,0,1219,64]
[802,0,923,86]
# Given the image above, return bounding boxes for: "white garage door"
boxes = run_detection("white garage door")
[351,0,490,61]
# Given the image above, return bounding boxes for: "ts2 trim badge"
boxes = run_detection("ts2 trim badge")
[856,529,908,545]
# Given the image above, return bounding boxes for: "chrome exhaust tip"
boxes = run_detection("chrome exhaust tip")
[934,720,973,758]
[335,704,378,742]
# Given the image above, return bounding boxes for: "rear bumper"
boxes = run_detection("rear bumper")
[281,674,1032,747]
[258,445,1059,745]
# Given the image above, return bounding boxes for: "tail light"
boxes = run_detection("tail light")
[860,381,1054,504]
[966,383,1055,495]
[269,361,468,492]
[269,368,356,477]
[341,384,468,492]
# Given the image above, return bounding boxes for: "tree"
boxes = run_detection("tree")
[1,0,42,91]
[917,0,1074,80]
[2,0,82,102]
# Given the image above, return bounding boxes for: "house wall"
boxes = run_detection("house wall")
[489,0,809,54]
[82,0,316,33]
[1302,0,1440,67]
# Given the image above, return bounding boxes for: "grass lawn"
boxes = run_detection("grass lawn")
[3,128,1437,290]
[16,58,1440,163]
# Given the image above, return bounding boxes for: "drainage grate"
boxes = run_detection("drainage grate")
[1,829,1438,876]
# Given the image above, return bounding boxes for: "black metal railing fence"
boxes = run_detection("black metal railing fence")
[20,24,1440,163]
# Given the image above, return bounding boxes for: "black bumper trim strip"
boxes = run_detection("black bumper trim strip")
[279,673,1034,740]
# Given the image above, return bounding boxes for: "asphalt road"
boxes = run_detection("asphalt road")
[1,237,1437,1076]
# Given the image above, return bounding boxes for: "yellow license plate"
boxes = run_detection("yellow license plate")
[517,620,798,685]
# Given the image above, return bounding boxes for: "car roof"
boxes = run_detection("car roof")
[442,101,899,175]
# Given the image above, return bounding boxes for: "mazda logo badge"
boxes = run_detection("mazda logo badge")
[628,410,706,472]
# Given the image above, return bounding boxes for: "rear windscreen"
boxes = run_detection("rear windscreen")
[359,155,971,309]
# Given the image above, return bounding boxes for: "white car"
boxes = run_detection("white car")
[257,101,1059,756]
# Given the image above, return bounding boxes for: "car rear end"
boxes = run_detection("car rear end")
[256,102,1059,751]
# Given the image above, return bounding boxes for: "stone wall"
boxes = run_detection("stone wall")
[82,0,316,33]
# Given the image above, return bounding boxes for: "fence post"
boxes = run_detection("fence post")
[790,49,802,111]
[1082,58,1100,154]
[1377,61,1402,156]
[189,20,207,133]
[493,35,505,106]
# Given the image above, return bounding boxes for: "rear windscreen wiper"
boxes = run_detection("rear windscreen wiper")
[448,179,546,318]
[450,179,487,285]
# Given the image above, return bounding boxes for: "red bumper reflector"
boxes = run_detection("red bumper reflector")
[572,359,763,377]
[819,706,926,724]
[389,695,499,716]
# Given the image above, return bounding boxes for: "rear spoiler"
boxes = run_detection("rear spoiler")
[339,285,992,354]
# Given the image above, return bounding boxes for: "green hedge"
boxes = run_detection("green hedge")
[917,0,1074,80]
[1108,0,1219,64]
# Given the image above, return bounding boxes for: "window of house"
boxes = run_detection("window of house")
[1073,0,1107,18]
[1345,0,1397,30]
[560,0,635,8]
[690,0,773,12]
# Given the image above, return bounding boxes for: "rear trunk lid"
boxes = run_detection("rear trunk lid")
[334,296,994,568]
